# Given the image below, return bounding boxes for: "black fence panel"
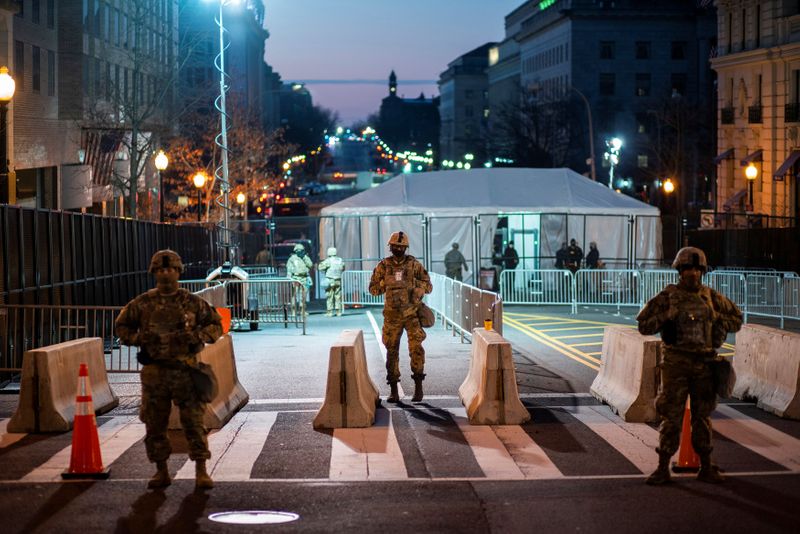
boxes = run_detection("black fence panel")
[688,226,800,271]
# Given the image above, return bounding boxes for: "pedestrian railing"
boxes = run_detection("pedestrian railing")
[500,269,575,312]
[428,273,503,342]
[341,270,384,306]
[223,279,306,334]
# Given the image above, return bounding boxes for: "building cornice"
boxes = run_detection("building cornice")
[711,42,800,70]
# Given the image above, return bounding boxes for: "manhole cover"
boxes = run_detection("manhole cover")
[208,511,300,525]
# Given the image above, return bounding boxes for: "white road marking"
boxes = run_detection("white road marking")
[0,419,26,449]
[445,407,525,480]
[329,409,407,480]
[714,404,800,471]
[492,425,563,479]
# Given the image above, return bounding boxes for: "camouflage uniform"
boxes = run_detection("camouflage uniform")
[286,244,313,315]
[318,247,345,316]
[637,247,742,484]
[369,252,432,383]
[444,244,468,281]
[116,263,222,464]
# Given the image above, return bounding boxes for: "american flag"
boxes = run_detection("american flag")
[81,130,123,187]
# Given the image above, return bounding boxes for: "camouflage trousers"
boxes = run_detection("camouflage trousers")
[140,365,210,462]
[655,347,717,457]
[325,279,342,313]
[382,313,426,383]
[446,268,462,281]
[290,278,309,315]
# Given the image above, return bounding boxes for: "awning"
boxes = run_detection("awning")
[740,149,763,166]
[713,148,734,165]
[773,150,800,180]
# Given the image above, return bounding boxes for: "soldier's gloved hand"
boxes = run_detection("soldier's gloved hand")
[412,287,426,301]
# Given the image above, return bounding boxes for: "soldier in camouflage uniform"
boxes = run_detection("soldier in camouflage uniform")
[318,247,346,316]
[115,250,223,490]
[637,247,742,485]
[286,243,313,316]
[369,231,432,402]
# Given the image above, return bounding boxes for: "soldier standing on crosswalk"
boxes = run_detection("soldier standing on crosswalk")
[115,250,223,490]
[369,231,432,403]
[637,246,742,485]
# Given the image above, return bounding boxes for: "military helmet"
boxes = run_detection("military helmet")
[149,249,184,274]
[387,231,410,248]
[672,246,708,273]
[293,243,305,253]
[327,247,337,256]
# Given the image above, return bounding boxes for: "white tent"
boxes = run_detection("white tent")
[319,168,662,275]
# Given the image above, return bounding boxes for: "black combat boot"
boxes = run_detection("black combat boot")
[696,456,724,483]
[412,374,425,402]
[645,452,672,486]
[147,460,171,489]
[195,460,214,490]
[387,382,400,403]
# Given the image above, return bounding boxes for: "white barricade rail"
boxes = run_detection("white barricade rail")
[429,273,503,341]
[500,269,574,309]
[179,279,222,294]
[639,270,677,304]
[785,276,800,321]
[574,269,640,310]
[240,265,280,278]
[8,338,119,433]
[342,270,383,306]
[224,279,306,334]
[459,328,530,425]
[732,324,800,419]
[706,272,747,310]
[313,329,380,429]
[589,327,660,423]
[746,274,784,325]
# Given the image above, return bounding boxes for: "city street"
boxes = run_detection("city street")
[1,307,798,533]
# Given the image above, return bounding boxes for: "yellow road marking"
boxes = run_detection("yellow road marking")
[586,352,602,356]
[505,317,600,370]
[506,313,634,328]
[571,341,604,347]
[538,325,611,332]
[553,333,606,339]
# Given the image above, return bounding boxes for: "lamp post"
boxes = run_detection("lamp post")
[570,86,596,182]
[154,150,168,222]
[744,163,758,211]
[236,191,246,218]
[0,66,16,204]
[193,171,207,222]
[604,137,623,189]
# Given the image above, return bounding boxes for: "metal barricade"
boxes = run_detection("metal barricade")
[499,269,574,309]
[223,279,306,334]
[705,272,747,309]
[745,274,784,326]
[784,276,800,322]
[428,273,502,342]
[240,265,280,278]
[342,270,383,306]
[639,270,678,305]
[574,269,640,311]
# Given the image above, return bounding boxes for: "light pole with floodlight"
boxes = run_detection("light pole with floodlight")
[154,150,168,222]
[604,137,622,189]
[0,66,15,204]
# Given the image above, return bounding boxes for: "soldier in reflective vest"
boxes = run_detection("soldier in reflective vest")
[369,231,432,402]
[318,247,346,316]
[637,246,742,485]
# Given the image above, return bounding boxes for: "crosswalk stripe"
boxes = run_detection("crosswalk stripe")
[491,425,563,479]
[713,405,800,471]
[175,411,278,481]
[0,419,26,449]
[329,409,407,481]
[564,406,659,475]
[22,416,142,482]
[445,408,525,480]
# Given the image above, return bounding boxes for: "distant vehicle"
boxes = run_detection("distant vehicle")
[271,197,308,217]
[270,239,315,267]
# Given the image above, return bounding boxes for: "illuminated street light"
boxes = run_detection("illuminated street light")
[663,178,675,194]
[193,171,207,222]
[154,150,168,222]
[236,191,246,204]
[744,163,759,209]
[604,137,623,189]
[0,66,15,204]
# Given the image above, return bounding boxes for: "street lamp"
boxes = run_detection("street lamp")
[236,191,246,219]
[663,178,675,194]
[604,137,623,189]
[193,171,207,222]
[0,66,16,204]
[570,86,597,182]
[744,163,758,210]
[154,150,169,222]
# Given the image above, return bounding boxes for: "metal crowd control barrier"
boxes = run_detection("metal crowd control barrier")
[500,269,575,312]
[706,272,747,309]
[428,273,503,342]
[342,270,384,306]
[223,279,306,334]
[574,269,640,311]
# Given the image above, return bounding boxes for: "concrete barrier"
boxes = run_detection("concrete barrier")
[732,324,800,419]
[313,329,380,429]
[590,326,660,423]
[459,328,530,425]
[8,338,119,433]
[169,334,250,430]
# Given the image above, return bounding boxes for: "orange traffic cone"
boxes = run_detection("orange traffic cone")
[61,363,110,479]
[671,396,700,473]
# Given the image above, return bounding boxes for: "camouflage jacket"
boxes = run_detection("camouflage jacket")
[116,288,223,363]
[637,284,742,353]
[369,255,432,316]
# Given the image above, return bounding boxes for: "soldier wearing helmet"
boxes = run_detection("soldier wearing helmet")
[444,243,468,281]
[286,242,314,316]
[115,249,222,490]
[369,231,432,402]
[637,246,742,486]
[318,246,346,316]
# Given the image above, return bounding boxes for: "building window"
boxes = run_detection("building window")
[637,155,649,168]
[741,8,746,50]
[671,73,687,96]
[32,0,40,24]
[635,112,649,134]
[600,41,615,59]
[122,14,128,48]
[635,41,651,59]
[465,89,474,99]
[465,106,474,118]
[14,41,24,91]
[47,49,55,96]
[32,45,40,93]
[465,125,473,137]
[635,73,651,96]
[15,0,23,18]
[47,0,54,28]
[599,73,615,96]
[671,41,686,60]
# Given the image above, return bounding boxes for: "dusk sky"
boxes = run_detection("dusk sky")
[263,0,525,125]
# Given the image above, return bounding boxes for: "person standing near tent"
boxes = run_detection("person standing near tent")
[586,242,603,269]
[637,246,742,486]
[502,241,519,290]
[318,247,345,316]
[555,242,569,269]
[566,238,583,273]
[369,231,432,403]
[444,243,468,281]
[115,249,223,490]
[286,243,313,316]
